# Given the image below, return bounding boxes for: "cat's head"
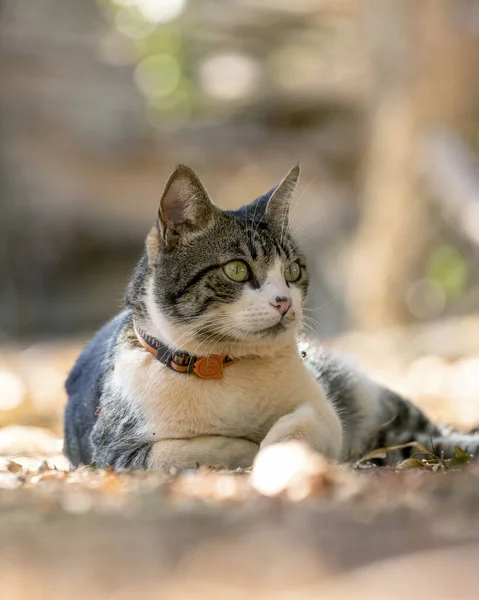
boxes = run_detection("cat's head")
[130,164,308,357]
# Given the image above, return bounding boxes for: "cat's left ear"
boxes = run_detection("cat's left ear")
[158,164,216,242]
[266,164,300,229]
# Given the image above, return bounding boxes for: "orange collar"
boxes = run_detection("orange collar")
[134,322,237,379]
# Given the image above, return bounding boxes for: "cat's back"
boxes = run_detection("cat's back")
[64,309,131,466]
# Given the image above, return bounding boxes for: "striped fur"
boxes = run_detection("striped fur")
[303,342,479,464]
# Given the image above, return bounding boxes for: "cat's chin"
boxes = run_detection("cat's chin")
[192,325,298,359]
[247,322,288,338]
[197,320,293,345]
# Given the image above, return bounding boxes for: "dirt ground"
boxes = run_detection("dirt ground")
[1,332,479,599]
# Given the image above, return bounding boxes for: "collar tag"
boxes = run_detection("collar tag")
[134,323,237,379]
[193,356,225,379]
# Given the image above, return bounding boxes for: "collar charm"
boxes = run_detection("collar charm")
[134,323,237,379]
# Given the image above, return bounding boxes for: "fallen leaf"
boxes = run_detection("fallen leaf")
[448,446,472,468]
[6,460,22,474]
[356,442,431,464]
[398,458,427,470]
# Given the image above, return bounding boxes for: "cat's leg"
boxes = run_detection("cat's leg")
[260,402,343,461]
[305,347,452,463]
[148,436,259,472]
[95,436,259,472]
[90,427,154,470]
[92,424,259,471]
[89,389,156,469]
[90,389,260,470]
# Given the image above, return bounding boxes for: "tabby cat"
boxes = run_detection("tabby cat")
[64,165,479,470]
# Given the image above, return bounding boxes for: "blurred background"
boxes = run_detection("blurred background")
[1,0,479,434]
[3,5,479,597]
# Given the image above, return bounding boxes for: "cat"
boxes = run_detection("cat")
[64,164,479,470]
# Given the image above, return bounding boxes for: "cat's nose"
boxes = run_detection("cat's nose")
[271,296,291,316]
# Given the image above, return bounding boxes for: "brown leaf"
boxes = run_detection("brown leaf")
[6,460,22,474]
[398,458,428,470]
[357,441,432,464]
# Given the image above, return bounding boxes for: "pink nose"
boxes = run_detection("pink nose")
[271,296,291,316]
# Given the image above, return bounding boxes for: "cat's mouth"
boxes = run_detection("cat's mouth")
[196,320,289,344]
[248,322,287,337]
[230,320,292,340]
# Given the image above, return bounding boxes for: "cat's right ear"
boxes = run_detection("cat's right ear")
[157,165,216,244]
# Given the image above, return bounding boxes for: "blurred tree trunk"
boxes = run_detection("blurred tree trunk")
[346,0,476,330]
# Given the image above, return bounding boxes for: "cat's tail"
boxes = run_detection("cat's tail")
[304,343,479,465]
[365,389,479,465]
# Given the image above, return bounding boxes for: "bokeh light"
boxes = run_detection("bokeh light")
[199,53,260,101]
[0,371,25,412]
[115,5,157,39]
[134,54,181,97]
[112,0,187,24]
[268,44,319,90]
[406,278,446,320]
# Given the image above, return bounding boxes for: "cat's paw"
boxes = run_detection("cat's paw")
[261,403,342,460]
[251,440,329,497]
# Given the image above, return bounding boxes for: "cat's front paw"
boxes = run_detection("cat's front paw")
[261,412,308,447]
[261,403,342,461]
[251,440,330,497]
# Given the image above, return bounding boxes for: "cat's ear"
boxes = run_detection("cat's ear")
[266,164,300,229]
[158,165,216,242]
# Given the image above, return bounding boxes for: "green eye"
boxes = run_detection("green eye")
[223,261,249,282]
[284,261,301,283]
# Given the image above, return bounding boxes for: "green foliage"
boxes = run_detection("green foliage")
[100,1,193,126]
[357,443,472,471]
[448,446,472,467]
[399,445,472,471]
[427,244,468,299]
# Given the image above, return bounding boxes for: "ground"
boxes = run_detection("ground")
[1,332,479,599]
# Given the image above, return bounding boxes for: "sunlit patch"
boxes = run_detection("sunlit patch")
[199,53,260,101]
[0,425,63,456]
[0,371,25,411]
[251,441,329,499]
[114,6,157,39]
[112,0,187,24]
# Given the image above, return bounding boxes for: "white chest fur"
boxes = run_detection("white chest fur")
[111,344,333,445]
